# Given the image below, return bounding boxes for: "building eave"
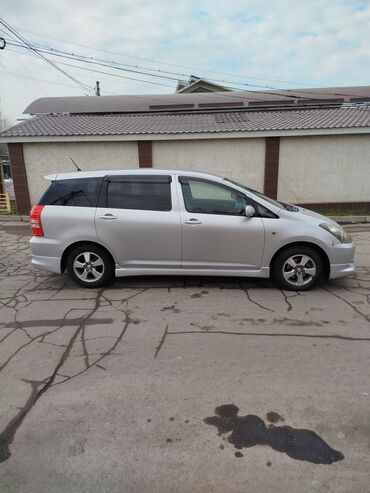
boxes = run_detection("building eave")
[1,126,370,144]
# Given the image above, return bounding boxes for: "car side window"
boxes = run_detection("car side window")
[180,178,249,216]
[255,202,279,219]
[39,178,102,207]
[106,177,172,211]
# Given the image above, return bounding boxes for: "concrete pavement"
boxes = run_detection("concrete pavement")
[0,223,369,492]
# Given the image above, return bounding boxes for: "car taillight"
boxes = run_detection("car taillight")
[30,205,45,236]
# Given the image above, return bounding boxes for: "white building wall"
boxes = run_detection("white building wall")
[152,138,265,190]
[278,135,370,203]
[21,134,370,207]
[23,142,139,203]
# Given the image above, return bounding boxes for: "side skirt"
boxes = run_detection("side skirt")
[114,266,270,278]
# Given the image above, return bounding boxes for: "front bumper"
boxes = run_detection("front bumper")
[328,241,355,279]
[329,262,355,279]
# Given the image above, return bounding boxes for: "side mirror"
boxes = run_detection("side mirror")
[244,205,256,218]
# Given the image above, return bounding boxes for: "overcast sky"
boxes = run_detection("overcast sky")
[1,0,370,123]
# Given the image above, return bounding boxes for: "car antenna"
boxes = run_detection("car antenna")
[70,157,82,172]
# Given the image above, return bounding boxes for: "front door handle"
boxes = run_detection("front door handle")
[184,218,202,225]
[99,213,117,220]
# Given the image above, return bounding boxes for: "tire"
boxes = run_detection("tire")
[66,244,114,288]
[272,245,323,291]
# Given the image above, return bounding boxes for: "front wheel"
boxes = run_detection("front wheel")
[66,244,114,288]
[272,246,323,291]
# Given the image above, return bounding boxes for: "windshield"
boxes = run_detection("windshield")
[225,179,283,209]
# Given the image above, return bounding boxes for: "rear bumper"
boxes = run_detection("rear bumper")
[30,236,62,274]
[31,255,61,274]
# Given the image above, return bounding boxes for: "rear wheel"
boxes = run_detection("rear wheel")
[67,245,114,288]
[272,246,323,291]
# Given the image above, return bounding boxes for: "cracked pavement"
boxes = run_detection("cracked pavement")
[0,222,370,492]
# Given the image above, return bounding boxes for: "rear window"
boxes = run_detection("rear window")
[38,178,102,207]
[106,180,171,211]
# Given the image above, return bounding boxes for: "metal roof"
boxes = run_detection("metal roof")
[1,107,370,139]
[22,86,370,115]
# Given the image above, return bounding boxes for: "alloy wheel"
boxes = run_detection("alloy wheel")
[282,254,317,287]
[72,251,105,282]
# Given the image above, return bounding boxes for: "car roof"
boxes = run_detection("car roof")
[45,168,223,181]
[43,168,283,213]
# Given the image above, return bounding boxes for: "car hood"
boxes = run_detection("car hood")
[276,204,340,227]
[293,206,340,226]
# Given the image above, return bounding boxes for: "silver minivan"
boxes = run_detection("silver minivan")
[30,169,355,290]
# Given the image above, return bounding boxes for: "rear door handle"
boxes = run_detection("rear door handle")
[184,218,202,225]
[99,213,117,220]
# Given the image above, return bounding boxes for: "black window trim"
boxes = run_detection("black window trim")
[105,174,172,183]
[98,174,172,211]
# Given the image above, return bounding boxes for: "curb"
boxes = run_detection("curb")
[0,215,30,222]
[329,216,370,224]
[343,223,370,232]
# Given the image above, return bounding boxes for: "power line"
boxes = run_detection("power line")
[3,69,123,95]
[5,47,174,89]
[12,24,323,87]
[4,22,369,95]
[22,40,280,91]
[0,27,322,92]
[3,69,88,90]
[4,38,367,102]
[4,38,301,91]
[4,46,258,107]
[0,28,44,98]
[3,48,185,105]
[4,43,284,102]
[2,28,367,109]
[5,40,191,84]
[0,18,92,94]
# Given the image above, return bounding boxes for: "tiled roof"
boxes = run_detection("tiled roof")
[1,108,370,139]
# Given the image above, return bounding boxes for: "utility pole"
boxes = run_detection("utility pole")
[95,81,100,96]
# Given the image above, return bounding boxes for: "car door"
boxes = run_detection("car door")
[177,176,265,270]
[95,174,181,269]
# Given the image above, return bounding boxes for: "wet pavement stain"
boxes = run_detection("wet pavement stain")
[266,411,284,424]
[190,290,209,299]
[204,405,344,464]
[190,322,216,332]
[160,305,181,314]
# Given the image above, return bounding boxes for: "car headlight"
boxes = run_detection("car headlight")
[319,223,352,243]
